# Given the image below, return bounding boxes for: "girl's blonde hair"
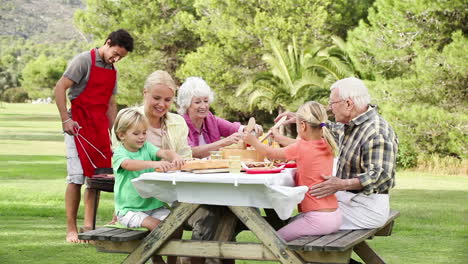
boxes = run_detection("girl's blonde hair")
[296,101,338,156]
[114,107,149,141]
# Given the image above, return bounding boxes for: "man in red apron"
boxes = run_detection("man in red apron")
[54,29,133,243]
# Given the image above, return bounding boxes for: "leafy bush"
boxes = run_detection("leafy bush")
[21,54,67,99]
[1,87,29,103]
[379,103,467,168]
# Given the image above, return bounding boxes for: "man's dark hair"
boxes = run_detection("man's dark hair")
[105,29,134,52]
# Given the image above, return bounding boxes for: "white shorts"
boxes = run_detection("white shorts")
[337,191,390,230]
[65,134,85,185]
[117,208,171,228]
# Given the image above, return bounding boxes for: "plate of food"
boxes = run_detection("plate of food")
[242,161,285,174]
[245,167,284,174]
[275,162,297,168]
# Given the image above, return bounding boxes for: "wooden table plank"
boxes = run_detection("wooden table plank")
[95,228,131,241]
[229,206,304,264]
[78,227,115,240]
[97,240,279,260]
[287,235,322,251]
[324,229,375,251]
[110,229,149,242]
[303,230,352,251]
[123,203,200,264]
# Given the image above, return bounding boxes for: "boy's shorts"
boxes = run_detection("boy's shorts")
[65,134,85,185]
[117,208,171,228]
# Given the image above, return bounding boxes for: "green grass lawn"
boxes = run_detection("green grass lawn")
[0,103,467,264]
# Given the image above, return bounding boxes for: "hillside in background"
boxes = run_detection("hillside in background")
[0,0,86,43]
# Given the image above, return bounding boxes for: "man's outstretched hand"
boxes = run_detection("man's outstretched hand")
[309,175,344,198]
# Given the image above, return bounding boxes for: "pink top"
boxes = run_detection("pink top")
[183,112,241,147]
[284,138,337,212]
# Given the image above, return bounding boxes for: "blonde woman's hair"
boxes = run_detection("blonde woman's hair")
[143,70,177,94]
[114,107,149,141]
[296,101,338,156]
[142,70,177,150]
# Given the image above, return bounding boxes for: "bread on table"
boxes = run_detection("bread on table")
[181,159,229,171]
[155,159,229,172]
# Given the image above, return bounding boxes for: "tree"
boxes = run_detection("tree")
[21,54,67,99]
[236,36,357,113]
[74,0,200,105]
[346,0,468,165]
[176,0,334,118]
[325,0,376,39]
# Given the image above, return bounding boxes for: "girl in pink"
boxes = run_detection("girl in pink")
[244,101,342,241]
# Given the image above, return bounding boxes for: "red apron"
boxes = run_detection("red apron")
[71,49,116,177]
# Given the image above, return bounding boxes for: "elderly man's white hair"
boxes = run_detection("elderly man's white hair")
[330,77,371,110]
[177,77,215,115]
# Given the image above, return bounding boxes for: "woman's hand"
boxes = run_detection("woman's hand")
[223,132,243,146]
[274,112,296,125]
[270,127,281,140]
[243,133,258,146]
[153,161,173,172]
[253,124,263,136]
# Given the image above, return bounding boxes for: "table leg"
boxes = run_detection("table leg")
[123,203,201,264]
[229,206,304,264]
[264,208,287,230]
[92,190,100,230]
[353,241,386,264]
[213,207,238,264]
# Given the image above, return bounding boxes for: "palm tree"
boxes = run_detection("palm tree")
[237,36,357,114]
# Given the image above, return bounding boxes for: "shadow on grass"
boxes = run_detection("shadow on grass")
[0,134,64,142]
[0,155,66,180]
[0,113,58,122]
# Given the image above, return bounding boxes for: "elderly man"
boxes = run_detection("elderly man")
[275,77,398,230]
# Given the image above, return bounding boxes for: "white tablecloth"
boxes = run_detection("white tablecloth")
[132,168,307,220]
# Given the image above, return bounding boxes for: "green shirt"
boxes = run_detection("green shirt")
[112,142,166,216]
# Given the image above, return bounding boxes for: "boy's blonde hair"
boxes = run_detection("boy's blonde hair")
[296,101,338,156]
[114,107,149,141]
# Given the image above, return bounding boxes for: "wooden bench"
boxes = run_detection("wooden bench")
[79,208,399,264]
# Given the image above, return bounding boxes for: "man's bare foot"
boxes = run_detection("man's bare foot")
[66,231,87,243]
[79,226,93,233]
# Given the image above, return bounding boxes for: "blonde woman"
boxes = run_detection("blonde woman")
[114,70,192,158]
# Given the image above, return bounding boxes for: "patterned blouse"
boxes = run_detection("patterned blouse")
[329,106,398,195]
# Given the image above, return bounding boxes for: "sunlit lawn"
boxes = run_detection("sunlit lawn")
[0,103,466,264]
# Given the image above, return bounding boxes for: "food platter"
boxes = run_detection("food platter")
[245,167,284,174]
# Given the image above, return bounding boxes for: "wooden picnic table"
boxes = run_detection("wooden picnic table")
[115,170,398,264]
[80,169,399,263]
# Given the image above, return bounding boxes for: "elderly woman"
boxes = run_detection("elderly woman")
[177,77,262,158]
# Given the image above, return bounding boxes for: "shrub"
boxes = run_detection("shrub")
[1,87,29,103]
[379,103,467,168]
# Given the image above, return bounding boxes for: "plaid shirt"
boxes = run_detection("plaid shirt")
[329,106,398,195]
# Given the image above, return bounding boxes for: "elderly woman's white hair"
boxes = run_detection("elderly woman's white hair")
[177,77,215,115]
[330,77,371,110]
